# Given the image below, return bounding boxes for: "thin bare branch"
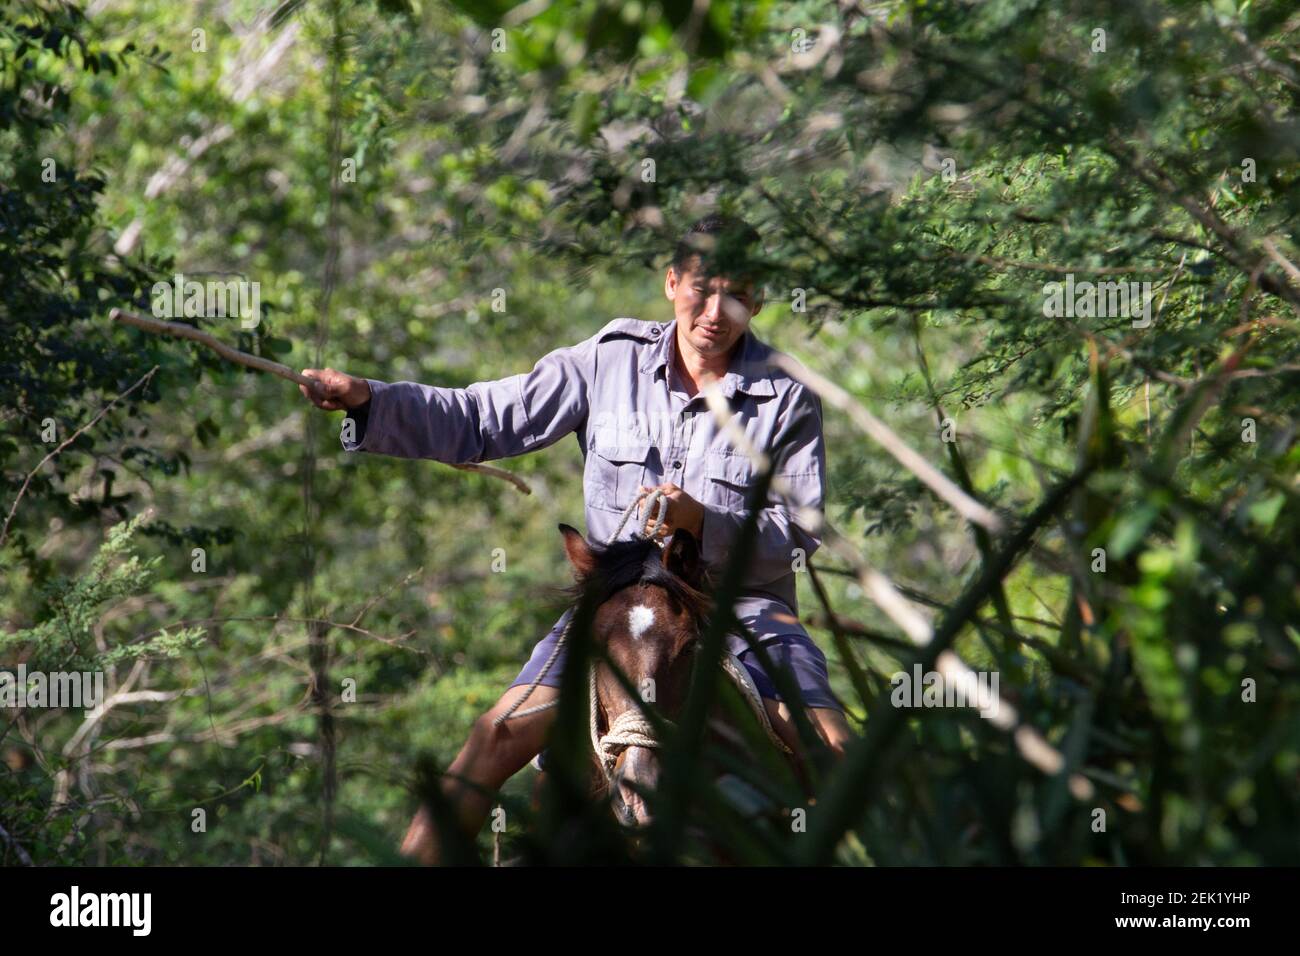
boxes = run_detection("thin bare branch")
[0,365,158,551]
[766,352,1005,532]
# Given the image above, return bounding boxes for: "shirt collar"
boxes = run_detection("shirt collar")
[639,318,776,399]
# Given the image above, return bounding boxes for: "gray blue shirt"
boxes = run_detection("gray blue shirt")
[341,317,827,654]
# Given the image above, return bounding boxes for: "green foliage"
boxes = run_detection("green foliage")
[0,0,195,579]
[1,0,1296,866]
[3,513,206,670]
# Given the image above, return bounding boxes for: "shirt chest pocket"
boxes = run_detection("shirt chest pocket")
[587,438,655,514]
[703,450,758,512]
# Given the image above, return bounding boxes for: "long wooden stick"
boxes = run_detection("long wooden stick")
[110,308,532,494]
[112,308,324,392]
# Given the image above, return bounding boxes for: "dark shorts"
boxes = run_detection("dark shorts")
[509,608,842,712]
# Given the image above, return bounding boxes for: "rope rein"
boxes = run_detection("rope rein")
[492,488,793,777]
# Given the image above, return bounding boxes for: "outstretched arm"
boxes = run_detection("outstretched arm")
[300,333,598,465]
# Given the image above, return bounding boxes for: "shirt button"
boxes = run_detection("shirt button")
[672,460,683,470]
[650,326,661,337]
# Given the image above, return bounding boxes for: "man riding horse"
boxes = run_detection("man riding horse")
[299,213,853,863]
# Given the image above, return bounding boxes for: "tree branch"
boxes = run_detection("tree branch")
[0,365,158,551]
[109,309,532,494]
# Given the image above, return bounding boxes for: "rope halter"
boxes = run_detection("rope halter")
[589,668,669,779]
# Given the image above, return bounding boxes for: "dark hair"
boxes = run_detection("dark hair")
[559,535,714,628]
[671,213,761,277]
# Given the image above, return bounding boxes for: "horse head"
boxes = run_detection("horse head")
[557,523,712,827]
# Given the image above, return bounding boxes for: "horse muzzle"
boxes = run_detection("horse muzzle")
[612,745,660,828]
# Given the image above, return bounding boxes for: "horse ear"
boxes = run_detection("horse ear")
[558,523,597,578]
[661,528,702,583]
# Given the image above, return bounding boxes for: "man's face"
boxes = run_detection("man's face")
[664,261,762,358]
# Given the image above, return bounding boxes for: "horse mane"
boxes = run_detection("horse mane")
[558,536,714,629]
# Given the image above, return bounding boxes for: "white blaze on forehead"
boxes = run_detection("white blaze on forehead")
[627,605,655,641]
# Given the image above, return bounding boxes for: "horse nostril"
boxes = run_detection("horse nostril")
[610,789,636,827]
[614,746,660,826]
[616,780,653,827]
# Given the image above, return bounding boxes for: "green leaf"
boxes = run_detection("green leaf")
[1246,492,1284,531]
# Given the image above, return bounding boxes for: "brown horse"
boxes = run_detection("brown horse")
[400,524,796,864]
[553,523,794,827]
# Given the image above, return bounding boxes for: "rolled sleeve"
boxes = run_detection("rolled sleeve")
[339,335,597,463]
[699,386,826,588]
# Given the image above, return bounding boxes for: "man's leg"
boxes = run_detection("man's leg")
[739,631,854,759]
[763,700,853,757]
[400,610,573,864]
[399,683,559,865]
